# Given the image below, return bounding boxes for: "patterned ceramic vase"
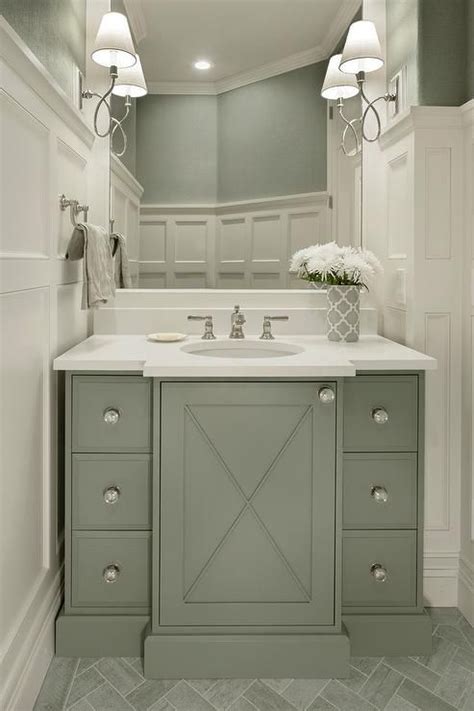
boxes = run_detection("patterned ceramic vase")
[326,285,360,342]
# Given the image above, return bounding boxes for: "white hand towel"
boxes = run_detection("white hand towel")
[66,223,115,309]
[111,232,132,289]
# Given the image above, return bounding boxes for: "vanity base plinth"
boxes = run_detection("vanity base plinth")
[143,632,350,679]
[343,612,432,657]
[55,610,149,657]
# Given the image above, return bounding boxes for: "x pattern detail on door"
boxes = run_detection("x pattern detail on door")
[159,383,336,628]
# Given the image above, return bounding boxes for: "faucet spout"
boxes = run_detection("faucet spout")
[229,305,246,339]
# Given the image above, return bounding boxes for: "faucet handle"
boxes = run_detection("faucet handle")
[260,315,289,340]
[187,314,216,340]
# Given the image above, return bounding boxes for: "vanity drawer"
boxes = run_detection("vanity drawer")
[343,453,417,529]
[71,531,151,608]
[71,376,152,452]
[342,530,417,608]
[343,375,418,452]
[72,454,151,529]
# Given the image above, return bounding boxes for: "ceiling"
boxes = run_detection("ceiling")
[126,0,361,92]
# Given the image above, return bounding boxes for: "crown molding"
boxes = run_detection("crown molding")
[123,0,147,44]
[147,81,217,95]
[147,45,327,96]
[215,45,327,94]
[146,0,362,96]
[321,0,362,57]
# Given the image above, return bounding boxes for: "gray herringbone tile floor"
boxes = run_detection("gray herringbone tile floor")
[34,609,473,711]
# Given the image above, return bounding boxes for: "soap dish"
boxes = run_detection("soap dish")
[147,332,187,343]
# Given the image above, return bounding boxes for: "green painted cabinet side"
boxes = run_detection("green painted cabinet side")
[158,382,337,627]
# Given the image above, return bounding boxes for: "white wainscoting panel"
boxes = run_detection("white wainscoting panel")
[0,17,98,711]
[375,106,468,606]
[110,154,144,286]
[140,193,329,289]
[0,90,50,257]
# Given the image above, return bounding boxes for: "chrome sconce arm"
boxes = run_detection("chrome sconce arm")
[111,95,131,157]
[337,99,362,157]
[357,71,397,143]
[81,65,118,138]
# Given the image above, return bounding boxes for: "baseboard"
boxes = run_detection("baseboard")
[458,554,474,625]
[1,570,63,711]
[423,553,459,606]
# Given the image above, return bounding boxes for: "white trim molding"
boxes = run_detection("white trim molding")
[423,553,460,607]
[0,16,94,148]
[123,0,147,44]
[138,192,331,289]
[147,0,361,95]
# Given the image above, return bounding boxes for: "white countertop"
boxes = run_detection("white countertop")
[53,334,436,377]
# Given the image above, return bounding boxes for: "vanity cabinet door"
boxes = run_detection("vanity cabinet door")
[159,382,336,627]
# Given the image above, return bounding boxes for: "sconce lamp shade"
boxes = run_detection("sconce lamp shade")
[339,20,384,74]
[321,54,360,100]
[91,12,137,69]
[113,55,147,97]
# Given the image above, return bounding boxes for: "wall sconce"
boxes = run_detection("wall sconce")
[111,55,148,157]
[81,12,137,138]
[322,20,397,156]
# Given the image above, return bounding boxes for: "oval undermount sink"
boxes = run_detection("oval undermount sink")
[181,340,304,359]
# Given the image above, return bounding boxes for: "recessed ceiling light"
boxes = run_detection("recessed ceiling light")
[194,59,212,70]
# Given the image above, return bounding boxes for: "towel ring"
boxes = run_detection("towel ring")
[59,194,89,226]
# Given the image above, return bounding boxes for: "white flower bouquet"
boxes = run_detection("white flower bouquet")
[289,241,382,290]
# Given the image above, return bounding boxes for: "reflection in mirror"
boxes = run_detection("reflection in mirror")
[110,0,363,289]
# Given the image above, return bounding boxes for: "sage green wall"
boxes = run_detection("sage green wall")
[385,0,472,106]
[136,62,327,204]
[467,0,474,99]
[418,0,469,105]
[136,95,218,203]
[386,0,419,107]
[0,0,86,100]
[217,63,327,202]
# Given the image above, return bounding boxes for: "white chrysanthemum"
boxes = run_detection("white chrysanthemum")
[289,242,383,287]
[289,247,311,273]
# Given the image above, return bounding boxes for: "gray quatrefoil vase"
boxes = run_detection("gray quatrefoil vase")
[326,285,361,342]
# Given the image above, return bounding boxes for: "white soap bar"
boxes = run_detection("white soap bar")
[147,332,187,343]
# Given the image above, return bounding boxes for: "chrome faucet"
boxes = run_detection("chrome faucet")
[187,314,216,340]
[229,305,246,339]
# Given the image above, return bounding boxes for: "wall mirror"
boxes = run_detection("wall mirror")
[109,0,363,289]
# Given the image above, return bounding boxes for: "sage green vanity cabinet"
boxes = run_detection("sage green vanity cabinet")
[56,370,432,674]
[159,382,336,627]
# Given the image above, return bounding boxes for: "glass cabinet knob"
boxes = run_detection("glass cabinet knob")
[103,485,120,505]
[371,485,389,503]
[319,387,336,404]
[103,407,120,425]
[103,563,120,583]
[370,563,388,583]
[372,407,389,425]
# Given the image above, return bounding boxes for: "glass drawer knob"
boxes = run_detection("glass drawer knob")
[103,485,120,505]
[370,563,388,583]
[103,564,120,583]
[103,407,120,425]
[371,485,389,503]
[372,407,389,425]
[319,387,335,404]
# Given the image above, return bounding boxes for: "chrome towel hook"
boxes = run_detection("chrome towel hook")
[59,194,89,226]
